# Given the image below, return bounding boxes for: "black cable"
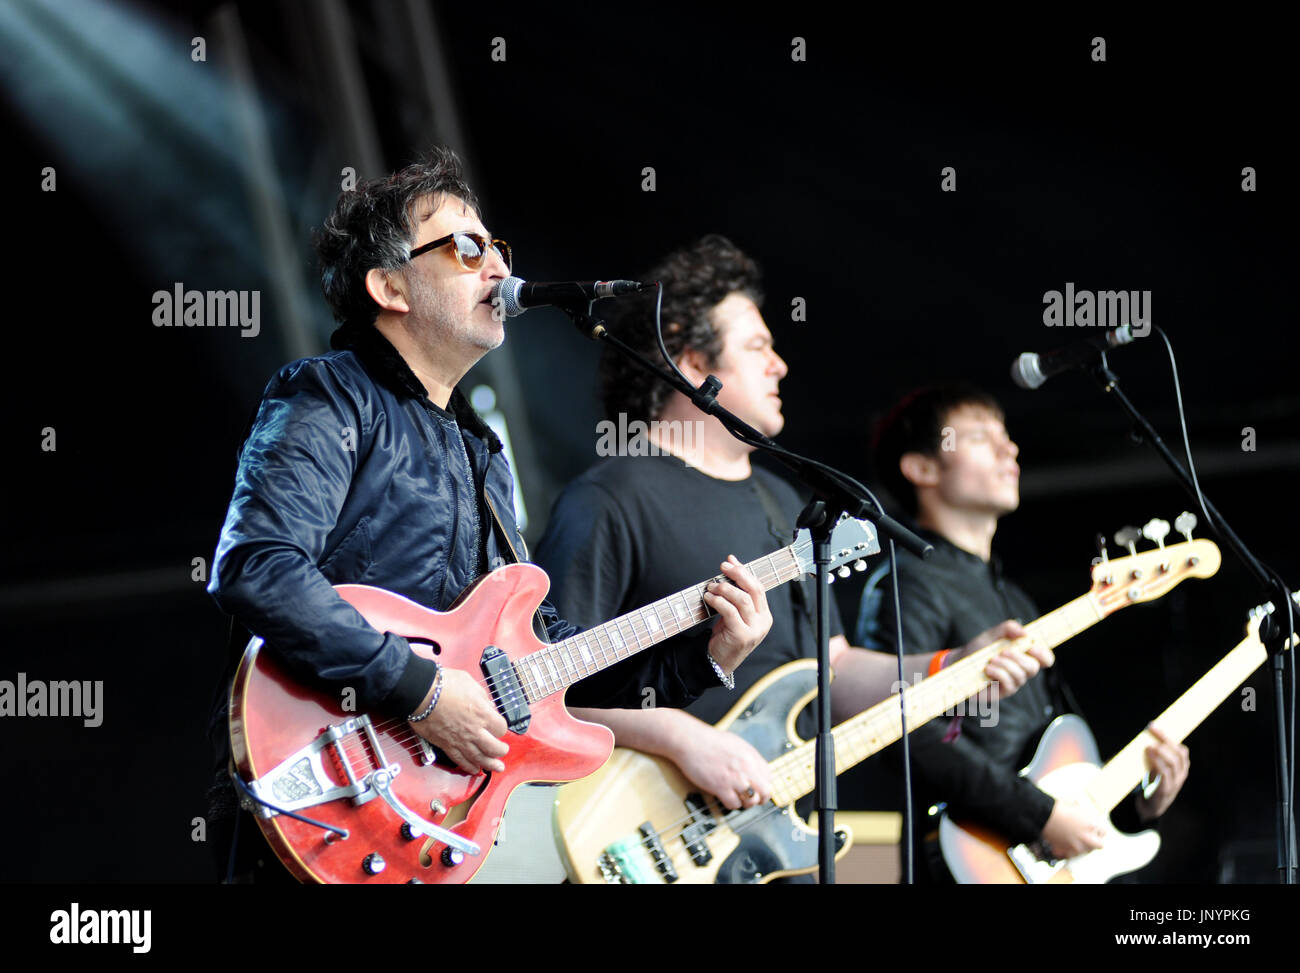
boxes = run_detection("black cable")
[229,771,349,839]
[888,539,914,884]
[650,285,923,883]
[1155,324,1295,882]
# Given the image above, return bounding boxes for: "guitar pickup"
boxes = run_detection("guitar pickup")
[638,822,679,882]
[680,792,716,866]
[481,645,530,733]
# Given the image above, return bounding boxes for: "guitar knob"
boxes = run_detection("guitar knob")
[837,566,851,579]
[401,822,423,841]
[440,846,464,868]
[362,853,386,875]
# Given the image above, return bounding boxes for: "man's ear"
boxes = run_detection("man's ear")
[675,342,712,385]
[365,268,410,314]
[899,451,941,490]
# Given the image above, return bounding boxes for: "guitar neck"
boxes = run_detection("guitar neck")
[1084,630,1271,814]
[517,547,802,702]
[769,592,1104,808]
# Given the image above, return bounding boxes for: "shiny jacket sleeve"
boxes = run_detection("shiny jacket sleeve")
[208,359,438,718]
[533,479,718,709]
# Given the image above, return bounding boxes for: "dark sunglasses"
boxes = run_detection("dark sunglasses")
[408,231,512,273]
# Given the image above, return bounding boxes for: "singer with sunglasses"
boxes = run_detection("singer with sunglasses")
[202,148,773,882]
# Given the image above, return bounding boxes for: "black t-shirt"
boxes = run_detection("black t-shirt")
[534,453,844,733]
[855,527,1061,844]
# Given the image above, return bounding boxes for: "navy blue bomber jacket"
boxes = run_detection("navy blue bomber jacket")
[208,324,721,736]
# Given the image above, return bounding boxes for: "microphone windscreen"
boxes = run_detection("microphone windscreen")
[1011,352,1045,390]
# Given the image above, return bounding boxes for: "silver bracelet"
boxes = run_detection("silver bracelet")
[408,665,444,722]
[707,651,735,690]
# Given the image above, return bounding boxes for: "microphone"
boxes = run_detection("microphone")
[490,277,650,318]
[1011,325,1143,390]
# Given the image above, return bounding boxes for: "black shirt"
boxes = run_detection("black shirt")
[535,453,843,733]
[855,527,1061,844]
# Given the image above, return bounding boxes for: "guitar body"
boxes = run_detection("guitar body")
[555,659,849,884]
[938,715,1160,884]
[229,567,614,884]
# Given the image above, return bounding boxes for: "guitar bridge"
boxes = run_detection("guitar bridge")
[241,714,481,858]
[243,715,396,817]
[1007,840,1062,884]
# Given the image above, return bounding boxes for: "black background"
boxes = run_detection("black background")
[0,2,1294,890]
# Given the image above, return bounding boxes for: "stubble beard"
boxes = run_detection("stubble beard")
[405,271,503,354]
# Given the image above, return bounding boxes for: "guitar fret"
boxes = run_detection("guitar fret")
[598,622,618,666]
[530,657,549,696]
[533,542,834,700]
[671,593,691,627]
[506,658,527,702]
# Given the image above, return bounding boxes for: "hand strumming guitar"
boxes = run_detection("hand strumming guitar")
[409,668,509,774]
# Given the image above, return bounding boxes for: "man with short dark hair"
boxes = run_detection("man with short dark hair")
[537,237,1051,823]
[857,383,1190,882]
[204,154,774,881]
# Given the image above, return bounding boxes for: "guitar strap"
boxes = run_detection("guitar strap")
[751,475,813,627]
[484,493,551,642]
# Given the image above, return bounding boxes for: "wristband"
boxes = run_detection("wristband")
[407,664,444,722]
[928,649,955,677]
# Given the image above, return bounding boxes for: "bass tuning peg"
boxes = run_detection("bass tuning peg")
[1113,525,1142,556]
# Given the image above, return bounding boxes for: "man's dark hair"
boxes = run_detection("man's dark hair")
[599,234,764,422]
[313,146,480,334]
[872,383,1005,516]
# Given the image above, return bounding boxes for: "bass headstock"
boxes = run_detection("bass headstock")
[1245,591,1300,647]
[1089,513,1221,616]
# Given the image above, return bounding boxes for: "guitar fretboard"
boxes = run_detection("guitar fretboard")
[511,548,802,702]
[1084,627,1282,813]
[768,593,1105,807]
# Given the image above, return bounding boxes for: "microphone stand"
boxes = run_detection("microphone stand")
[1089,354,1297,884]
[557,300,931,883]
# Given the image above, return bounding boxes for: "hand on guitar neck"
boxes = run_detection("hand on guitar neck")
[700,556,775,678]
[409,556,772,778]
[1135,723,1190,821]
[954,619,1054,700]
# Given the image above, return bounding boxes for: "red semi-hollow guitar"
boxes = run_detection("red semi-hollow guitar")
[228,517,878,884]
